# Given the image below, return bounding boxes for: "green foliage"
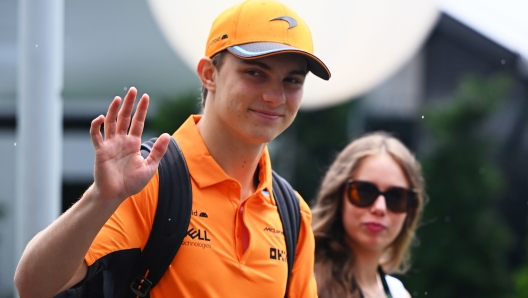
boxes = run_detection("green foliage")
[147,91,202,135]
[513,264,528,297]
[272,101,354,204]
[512,226,528,297]
[424,74,511,146]
[401,74,515,297]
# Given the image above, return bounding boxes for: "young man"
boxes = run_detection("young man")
[14,0,330,297]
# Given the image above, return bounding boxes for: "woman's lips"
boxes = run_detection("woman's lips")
[363,222,386,233]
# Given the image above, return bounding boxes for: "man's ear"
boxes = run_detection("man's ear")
[197,57,216,93]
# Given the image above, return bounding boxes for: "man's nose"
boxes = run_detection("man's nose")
[262,82,286,106]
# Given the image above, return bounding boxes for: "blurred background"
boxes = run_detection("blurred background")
[1,0,528,297]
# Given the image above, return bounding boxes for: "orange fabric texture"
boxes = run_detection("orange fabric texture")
[204,0,331,81]
[205,0,313,57]
[85,115,317,297]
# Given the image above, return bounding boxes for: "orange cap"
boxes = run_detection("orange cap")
[205,0,330,80]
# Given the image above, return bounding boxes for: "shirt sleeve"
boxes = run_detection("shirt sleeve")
[85,172,160,265]
[287,193,318,298]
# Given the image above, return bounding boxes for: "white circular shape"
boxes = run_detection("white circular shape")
[146,0,439,110]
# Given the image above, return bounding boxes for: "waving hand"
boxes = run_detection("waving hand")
[89,87,170,204]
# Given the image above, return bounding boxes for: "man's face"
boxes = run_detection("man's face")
[207,52,308,145]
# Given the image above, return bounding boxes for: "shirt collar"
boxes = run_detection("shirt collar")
[173,115,274,195]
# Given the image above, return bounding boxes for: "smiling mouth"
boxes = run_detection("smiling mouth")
[251,109,282,119]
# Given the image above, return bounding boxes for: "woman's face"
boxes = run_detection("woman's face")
[341,153,409,253]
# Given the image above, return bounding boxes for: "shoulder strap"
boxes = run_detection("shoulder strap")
[359,267,393,298]
[130,137,192,297]
[271,171,301,298]
[378,266,393,298]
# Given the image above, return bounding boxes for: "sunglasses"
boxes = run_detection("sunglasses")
[344,180,417,213]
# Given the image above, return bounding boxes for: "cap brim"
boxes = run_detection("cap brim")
[227,42,331,80]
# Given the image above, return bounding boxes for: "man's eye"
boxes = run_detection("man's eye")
[247,70,261,76]
[285,77,303,84]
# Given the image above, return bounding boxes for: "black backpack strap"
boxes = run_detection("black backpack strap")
[131,136,192,297]
[271,171,301,298]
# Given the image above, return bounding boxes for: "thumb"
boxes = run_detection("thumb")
[144,133,171,168]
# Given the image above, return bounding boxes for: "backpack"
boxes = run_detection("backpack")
[56,136,301,298]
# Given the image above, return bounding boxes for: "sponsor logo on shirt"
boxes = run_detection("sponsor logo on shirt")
[191,210,209,218]
[270,247,287,262]
[263,227,284,235]
[182,227,212,249]
[187,227,211,241]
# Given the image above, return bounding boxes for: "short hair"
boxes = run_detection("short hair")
[312,131,427,297]
[200,51,227,108]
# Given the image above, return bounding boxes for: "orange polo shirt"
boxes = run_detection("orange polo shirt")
[85,115,317,297]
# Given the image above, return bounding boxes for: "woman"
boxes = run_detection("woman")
[312,132,426,298]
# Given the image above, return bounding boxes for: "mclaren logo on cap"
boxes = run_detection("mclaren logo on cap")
[270,16,297,29]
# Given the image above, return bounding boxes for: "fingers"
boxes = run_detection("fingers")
[144,133,170,167]
[116,87,138,135]
[90,115,105,149]
[129,93,149,138]
[104,97,121,140]
[101,87,148,141]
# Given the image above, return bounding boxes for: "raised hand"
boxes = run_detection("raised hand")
[89,87,170,204]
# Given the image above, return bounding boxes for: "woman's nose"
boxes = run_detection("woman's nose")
[370,195,387,214]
